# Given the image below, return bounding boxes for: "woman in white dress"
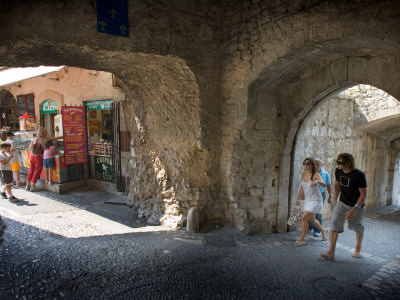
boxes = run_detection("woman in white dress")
[295,157,327,245]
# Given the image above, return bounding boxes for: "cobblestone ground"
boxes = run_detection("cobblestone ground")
[0,186,399,299]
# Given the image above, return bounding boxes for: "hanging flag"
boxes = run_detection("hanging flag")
[97,0,129,38]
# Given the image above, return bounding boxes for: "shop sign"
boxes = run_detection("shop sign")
[84,100,113,111]
[62,106,88,164]
[41,100,57,114]
[94,155,114,182]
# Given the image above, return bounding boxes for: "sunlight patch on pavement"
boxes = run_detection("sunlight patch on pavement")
[0,193,172,238]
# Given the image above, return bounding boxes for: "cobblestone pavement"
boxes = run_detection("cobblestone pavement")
[0,186,399,299]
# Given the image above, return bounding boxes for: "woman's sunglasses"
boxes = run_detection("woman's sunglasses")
[336,160,344,165]
[303,162,312,166]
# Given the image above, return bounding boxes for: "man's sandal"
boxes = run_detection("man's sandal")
[295,240,306,246]
[320,253,335,261]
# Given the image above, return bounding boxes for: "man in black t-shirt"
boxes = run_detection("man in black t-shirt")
[320,153,367,261]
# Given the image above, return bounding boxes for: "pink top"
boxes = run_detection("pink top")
[43,146,55,159]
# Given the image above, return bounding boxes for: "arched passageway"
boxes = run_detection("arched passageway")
[291,85,400,222]
[227,40,400,233]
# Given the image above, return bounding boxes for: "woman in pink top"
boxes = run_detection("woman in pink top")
[43,139,56,185]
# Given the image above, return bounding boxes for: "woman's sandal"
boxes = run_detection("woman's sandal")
[321,229,328,241]
[320,252,335,261]
[352,252,361,258]
[295,240,306,246]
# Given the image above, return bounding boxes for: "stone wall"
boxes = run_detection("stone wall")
[391,142,400,206]
[220,0,400,233]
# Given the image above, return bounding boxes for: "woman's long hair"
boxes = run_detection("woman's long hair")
[303,157,316,179]
[36,127,46,138]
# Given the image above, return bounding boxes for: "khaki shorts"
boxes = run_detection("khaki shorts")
[330,200,364,234]
[11,162,20,172]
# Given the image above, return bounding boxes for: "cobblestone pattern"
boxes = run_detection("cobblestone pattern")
[0,215,5,239]
[0,188,399,299]
[363,257,400,299]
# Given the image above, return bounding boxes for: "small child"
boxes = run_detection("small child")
[0,142,18,202]
[43,139,56,185]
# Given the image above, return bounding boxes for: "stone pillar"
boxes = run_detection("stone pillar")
[186,207,199,232]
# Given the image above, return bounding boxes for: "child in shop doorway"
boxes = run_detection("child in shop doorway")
[43,140,58,185]
[6,132,23,186]
[0,142,19,202]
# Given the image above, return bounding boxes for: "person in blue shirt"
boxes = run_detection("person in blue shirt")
[308,158,332,237]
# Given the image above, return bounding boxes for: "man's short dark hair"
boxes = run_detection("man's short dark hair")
[5,132,14,137]
[0,142,11,149]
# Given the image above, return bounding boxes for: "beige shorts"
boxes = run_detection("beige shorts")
[330,200,364,234]
[11,162,20,172]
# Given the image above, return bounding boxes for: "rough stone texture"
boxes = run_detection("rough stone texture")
[351,85,400,127]
[0,1,400,232]
[222,1,400,233]
[186,207,200,232]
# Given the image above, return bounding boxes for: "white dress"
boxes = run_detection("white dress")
[301,180,323,214]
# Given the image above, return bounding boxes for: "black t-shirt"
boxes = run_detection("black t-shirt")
[335,168,367,206]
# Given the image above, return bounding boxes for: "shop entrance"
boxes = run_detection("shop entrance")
[0,89,19,130]
[40,99,57,137]
[85,99,117,184]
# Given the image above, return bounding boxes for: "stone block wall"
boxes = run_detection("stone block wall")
[219,0,400,233]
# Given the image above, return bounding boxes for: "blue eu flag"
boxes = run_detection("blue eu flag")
[97,0,129,38]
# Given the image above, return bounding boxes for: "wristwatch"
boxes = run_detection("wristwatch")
[355,204,361,208]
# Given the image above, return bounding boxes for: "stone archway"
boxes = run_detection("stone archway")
[217,0,400,234]
[290,85,400,222]
[0,41,210,228]
[227,43,400,234]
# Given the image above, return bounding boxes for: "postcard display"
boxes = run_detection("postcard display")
[85,100,114,182]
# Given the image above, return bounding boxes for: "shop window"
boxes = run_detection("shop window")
[112,74,121,88]
[17,94,35,116]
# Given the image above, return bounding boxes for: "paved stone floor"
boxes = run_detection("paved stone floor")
[0,186,399,299]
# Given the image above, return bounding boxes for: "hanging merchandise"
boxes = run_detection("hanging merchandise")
[19,113,36,131]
